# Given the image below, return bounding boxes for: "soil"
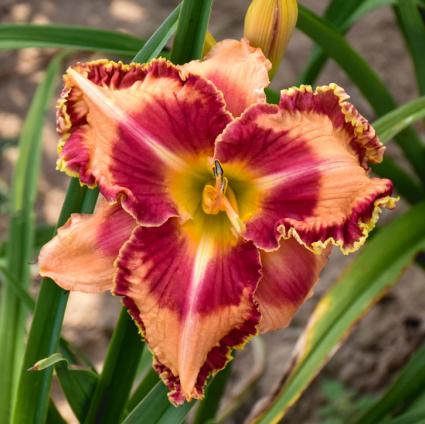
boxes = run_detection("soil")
[1,1,424,423]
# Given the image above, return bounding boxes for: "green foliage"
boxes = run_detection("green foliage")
[121,383,194,424]
[252,202,425,423]
[0,24,143,56]
[354,343,425,423]
[395,0,425,95]
[28,353,98,422]
[0,52,65,423]
[318,379,376,424]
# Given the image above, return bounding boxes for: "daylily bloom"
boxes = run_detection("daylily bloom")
[39,39,396,404]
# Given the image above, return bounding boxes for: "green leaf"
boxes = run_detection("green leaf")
[126,367,160,414]
[46,401,67,424]
[0,24,143,56]
[132,4,181,63]
[251,201,425,423]
[0,265,36,311]
[374,96,425,143]
[83,310,143,424]
[11,180,94,424]
[345,0,400,28]
[0,264,94,367]
[372,95,425,203]
[298,0,364,85]
[394,0,425,95]
[372,158,424,205]
[389,410,425,424]
[353,343,425,423]
[29,353,66,371]
[297,6,425,185]
[0,52,64,423]
[170,0,214,64]
[122,382,194,424]
[56,363,98,422]
[193,364,232,424]
[29,353,98,422]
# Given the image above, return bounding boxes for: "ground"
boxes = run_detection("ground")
[0,1,424,422]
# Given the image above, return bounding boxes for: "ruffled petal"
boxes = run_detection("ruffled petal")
[114,217,261,404]
[57,59,232,225]
[215,84,397,253]
[181,39,271,117]
[39,199,136,292]
[255,238,328,333]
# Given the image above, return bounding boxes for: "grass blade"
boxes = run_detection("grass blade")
[11,181,96,424]
[170,0,214,64]
[193,365,232,424]
[373,157,424,204]
[122,382,194,424]
[297,5,425,185]
[394,0,425,95]
[126,367,159,413]
[374,96,425,142]
[0,52,64,423]
[0,24,143,56]
[251,201,425,423]
[298,0,365,85]
[29,352,98,422]
[132,4,181,63]
[353,343,425,423]
[83,310,143,424]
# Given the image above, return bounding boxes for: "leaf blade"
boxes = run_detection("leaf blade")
[297,5,425,185]
[0,24,143,56]
[252,202,425,423]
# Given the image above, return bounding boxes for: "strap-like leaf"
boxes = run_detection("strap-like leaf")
[132,4,180,63]
[29,353,98,422]
[0,52,64,423]
[353,343,425,423]
[0,24,143,56]
[122,383,194,424]
[11,181,95,424]
[394,0,425,95]
[251,201,425,423]
[375,96,425,143]
[170,0,214,64]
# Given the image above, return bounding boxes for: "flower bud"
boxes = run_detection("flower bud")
[203,31,217,56]
[244,0,298,78]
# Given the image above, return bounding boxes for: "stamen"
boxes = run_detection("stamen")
[221,196,246,235]
[202,161,245,235]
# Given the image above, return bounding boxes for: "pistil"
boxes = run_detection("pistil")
[202,160,246,234]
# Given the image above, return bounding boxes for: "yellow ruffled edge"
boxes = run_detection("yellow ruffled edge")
[279,195,399,256]
[112,228,261,403]
[280,83,384,165]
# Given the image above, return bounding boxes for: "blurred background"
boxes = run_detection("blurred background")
[1,1,424,422]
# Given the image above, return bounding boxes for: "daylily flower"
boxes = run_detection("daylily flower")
[39,39,396,404]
